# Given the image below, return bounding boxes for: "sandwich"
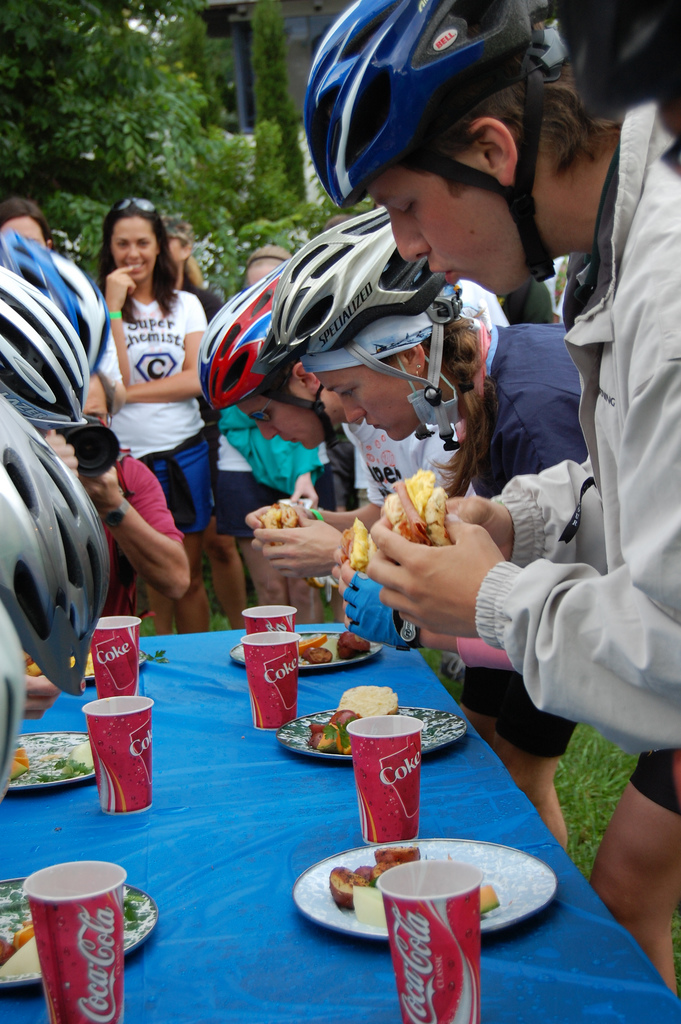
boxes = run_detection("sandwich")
[382,469,451,547]
[259,501,300,530]
[340,517,377,571]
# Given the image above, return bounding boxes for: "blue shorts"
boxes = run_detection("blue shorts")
[152,439,213,535]
[216,464,336,538]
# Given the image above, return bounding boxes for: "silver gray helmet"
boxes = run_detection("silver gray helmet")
[0,266,89,427]
[259,209,445,383]
[0,601,26,800]
[0,396,109,694]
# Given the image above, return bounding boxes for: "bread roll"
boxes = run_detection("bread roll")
[337,685,398,718]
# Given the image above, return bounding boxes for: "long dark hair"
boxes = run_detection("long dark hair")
[0,196,53,245]
[98,202,177,320]
[423,318,498,498]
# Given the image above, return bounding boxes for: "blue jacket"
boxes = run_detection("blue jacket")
[474,322,587,499]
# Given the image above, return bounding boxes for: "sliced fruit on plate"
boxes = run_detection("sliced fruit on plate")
[13,923,34,950]
[67,740,94,771]
[0,936,40,978]
[480,884,500,914]
[353,886,387,928]
[10,749,29,780]
[298,634,328,655]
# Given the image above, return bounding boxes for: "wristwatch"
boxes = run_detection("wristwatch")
[392,611,422,649]
[104,498,130,527]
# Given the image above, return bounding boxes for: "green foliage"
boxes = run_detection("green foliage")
[251,0,305,200]
[0,0,368,302]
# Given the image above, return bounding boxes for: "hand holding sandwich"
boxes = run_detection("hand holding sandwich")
[367,500,508,639]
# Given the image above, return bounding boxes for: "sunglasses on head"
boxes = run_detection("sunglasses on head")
[247,397,273,422]
[111,198,157,214]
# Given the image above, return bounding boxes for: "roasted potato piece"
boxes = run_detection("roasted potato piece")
[374,847,421,867]
[329,867,370,909]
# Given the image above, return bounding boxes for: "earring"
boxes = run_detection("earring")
[416,364,422,372]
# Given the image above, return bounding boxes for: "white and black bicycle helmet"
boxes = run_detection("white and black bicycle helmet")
[0,601,26,799]
[262,209,445,383]
[0,231,109,371]
[0,266,89,427]
[0,396,109,694]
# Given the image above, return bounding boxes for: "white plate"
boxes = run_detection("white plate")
[231,630,382,671]
[293,838,557,939]
[0,880,158,986]
[8,733,95,791]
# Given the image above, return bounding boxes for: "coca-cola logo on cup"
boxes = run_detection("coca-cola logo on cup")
[379,750,421,786]
[96,641,131,665]
[76,906,118,1024]
[265,621,290,632]
[391,906,438,1024]
[263,655,297,684]
[128,719,152,784]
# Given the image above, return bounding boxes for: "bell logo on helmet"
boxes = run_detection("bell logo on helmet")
[433,28,458,52]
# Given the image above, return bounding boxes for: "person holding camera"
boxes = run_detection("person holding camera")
[52,372,190,618]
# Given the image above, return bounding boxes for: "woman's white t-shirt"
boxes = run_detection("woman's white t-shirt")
[343,421,452,506]
[112,291,207,458]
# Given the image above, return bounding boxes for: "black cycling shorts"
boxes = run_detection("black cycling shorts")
[630,749,681,815]
[461,667,577,759]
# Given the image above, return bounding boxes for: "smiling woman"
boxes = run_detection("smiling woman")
[97,199,211,636]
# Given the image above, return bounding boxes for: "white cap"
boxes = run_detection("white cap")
[301,312,432,373]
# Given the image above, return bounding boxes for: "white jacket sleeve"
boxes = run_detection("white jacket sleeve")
[476,359,681,754]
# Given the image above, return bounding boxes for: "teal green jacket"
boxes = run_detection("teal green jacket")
[218,406,323,493]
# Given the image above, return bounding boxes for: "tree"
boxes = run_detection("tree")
[251,0,306,201]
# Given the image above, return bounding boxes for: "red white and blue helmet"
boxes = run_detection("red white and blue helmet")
[0,231,109,371]
[199,263,285,408]
[305,0,552,207]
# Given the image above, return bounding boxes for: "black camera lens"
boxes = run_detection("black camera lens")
[60,417,120,477]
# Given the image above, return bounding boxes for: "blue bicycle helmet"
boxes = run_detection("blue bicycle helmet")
[0,231,109,371]
[306,0,567,280]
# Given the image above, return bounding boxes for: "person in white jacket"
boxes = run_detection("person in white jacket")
[303,0,681,989]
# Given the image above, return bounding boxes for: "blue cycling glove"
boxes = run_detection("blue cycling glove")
[344,572,420,649]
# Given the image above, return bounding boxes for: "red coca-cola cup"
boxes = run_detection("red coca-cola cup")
[83,696,154,814]
[377,859,483,1024]
[242,604,296,635]
[346,715,424,844]
[24,860,127,1024]
[241,630,300,729]
[92,615,141,698]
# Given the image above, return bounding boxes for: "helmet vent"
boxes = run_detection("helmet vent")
[296,296,334,338]
[222,350,250,395]
[86,538,105,610]
[346,72,391,168]
[4,453,38,515]
[340,4,400,60]
[55,512,84,588]
[13,562,49,641]
[289,246,327,284]
[34,447,79,518]
[252,289,275,317]
[311,246,352,280]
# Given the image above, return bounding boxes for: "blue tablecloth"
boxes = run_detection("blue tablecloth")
[2,629,680,1023]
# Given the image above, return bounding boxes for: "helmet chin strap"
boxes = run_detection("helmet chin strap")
[344,307,460,451]
[405,29,567,283]
[263,385,340,448]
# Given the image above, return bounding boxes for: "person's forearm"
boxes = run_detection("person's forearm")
[125,371,201,403]
[109,508,190,599]
[318,503,381,532]
[110,321,131,386]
